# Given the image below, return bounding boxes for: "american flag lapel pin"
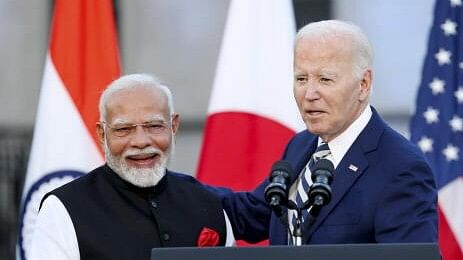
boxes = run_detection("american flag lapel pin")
[348,164,358,172]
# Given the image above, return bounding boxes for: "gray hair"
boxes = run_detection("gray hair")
[99,74,175,121]
[296,20,374,80]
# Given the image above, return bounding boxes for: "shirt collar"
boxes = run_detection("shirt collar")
[319,105,372,168]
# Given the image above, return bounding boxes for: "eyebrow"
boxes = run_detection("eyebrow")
[111,118,129,125]
[110,115,167,125]
[319,70,338,77]
[293,71,338,78]
[321,73,337,79]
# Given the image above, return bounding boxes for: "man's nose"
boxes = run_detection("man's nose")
[129,125,151,148]
[304,83,320,101]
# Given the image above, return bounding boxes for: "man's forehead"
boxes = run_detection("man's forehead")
[106,87,168,113]
[105,87,169,117]
[108,87,164,103]
[296,34,353,55]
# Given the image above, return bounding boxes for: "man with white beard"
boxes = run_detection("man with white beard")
[29,74,234,260]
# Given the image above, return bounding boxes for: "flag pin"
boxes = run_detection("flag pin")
[348,164,358,172]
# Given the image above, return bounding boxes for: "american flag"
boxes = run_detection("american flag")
[410,0,463,259]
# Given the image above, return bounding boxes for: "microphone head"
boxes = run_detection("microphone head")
[312,158,334,172]
[271,160,293,173]
[264,160,293,207]
[308,158,335,207]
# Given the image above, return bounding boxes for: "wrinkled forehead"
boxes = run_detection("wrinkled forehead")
[105,87,170,123]
[295,37,354,66]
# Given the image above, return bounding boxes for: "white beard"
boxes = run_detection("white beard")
[104,138,174,187]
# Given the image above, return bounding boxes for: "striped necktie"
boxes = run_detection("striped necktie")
[290,142,331,242]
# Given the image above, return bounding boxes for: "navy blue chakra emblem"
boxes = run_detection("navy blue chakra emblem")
[18,170,83,260]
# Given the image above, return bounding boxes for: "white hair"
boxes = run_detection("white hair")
[296,20,374,80]
[99,74,175,121]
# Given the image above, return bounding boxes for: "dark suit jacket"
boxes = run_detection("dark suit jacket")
[220,107,438,245]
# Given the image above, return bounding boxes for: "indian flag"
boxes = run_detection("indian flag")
[17,1,120,259]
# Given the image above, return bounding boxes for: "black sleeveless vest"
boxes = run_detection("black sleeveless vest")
[46,165,226,260]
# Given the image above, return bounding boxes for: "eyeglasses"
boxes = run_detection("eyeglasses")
[101,120,171,137]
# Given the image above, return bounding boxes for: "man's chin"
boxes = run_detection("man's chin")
[306,123,327,135]
[120,166,166,188]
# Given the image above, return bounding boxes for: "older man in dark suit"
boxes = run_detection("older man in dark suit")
[219,20,437,245]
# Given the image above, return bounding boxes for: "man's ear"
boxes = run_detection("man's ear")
[171,113,180,136]
[359,69,372,101]
[96,122,105,146]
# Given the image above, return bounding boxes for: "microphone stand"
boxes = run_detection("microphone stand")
[286,194,327,246]
[288,158,333,245]
[287,200,313,246]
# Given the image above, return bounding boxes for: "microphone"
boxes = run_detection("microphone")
[264,160,292,212]
[307,158,334,214]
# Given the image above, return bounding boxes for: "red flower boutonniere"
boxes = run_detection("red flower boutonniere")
[197,227,220,247]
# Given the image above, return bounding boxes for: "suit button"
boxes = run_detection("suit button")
[163,233,170,241]
[150,201,157,208]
